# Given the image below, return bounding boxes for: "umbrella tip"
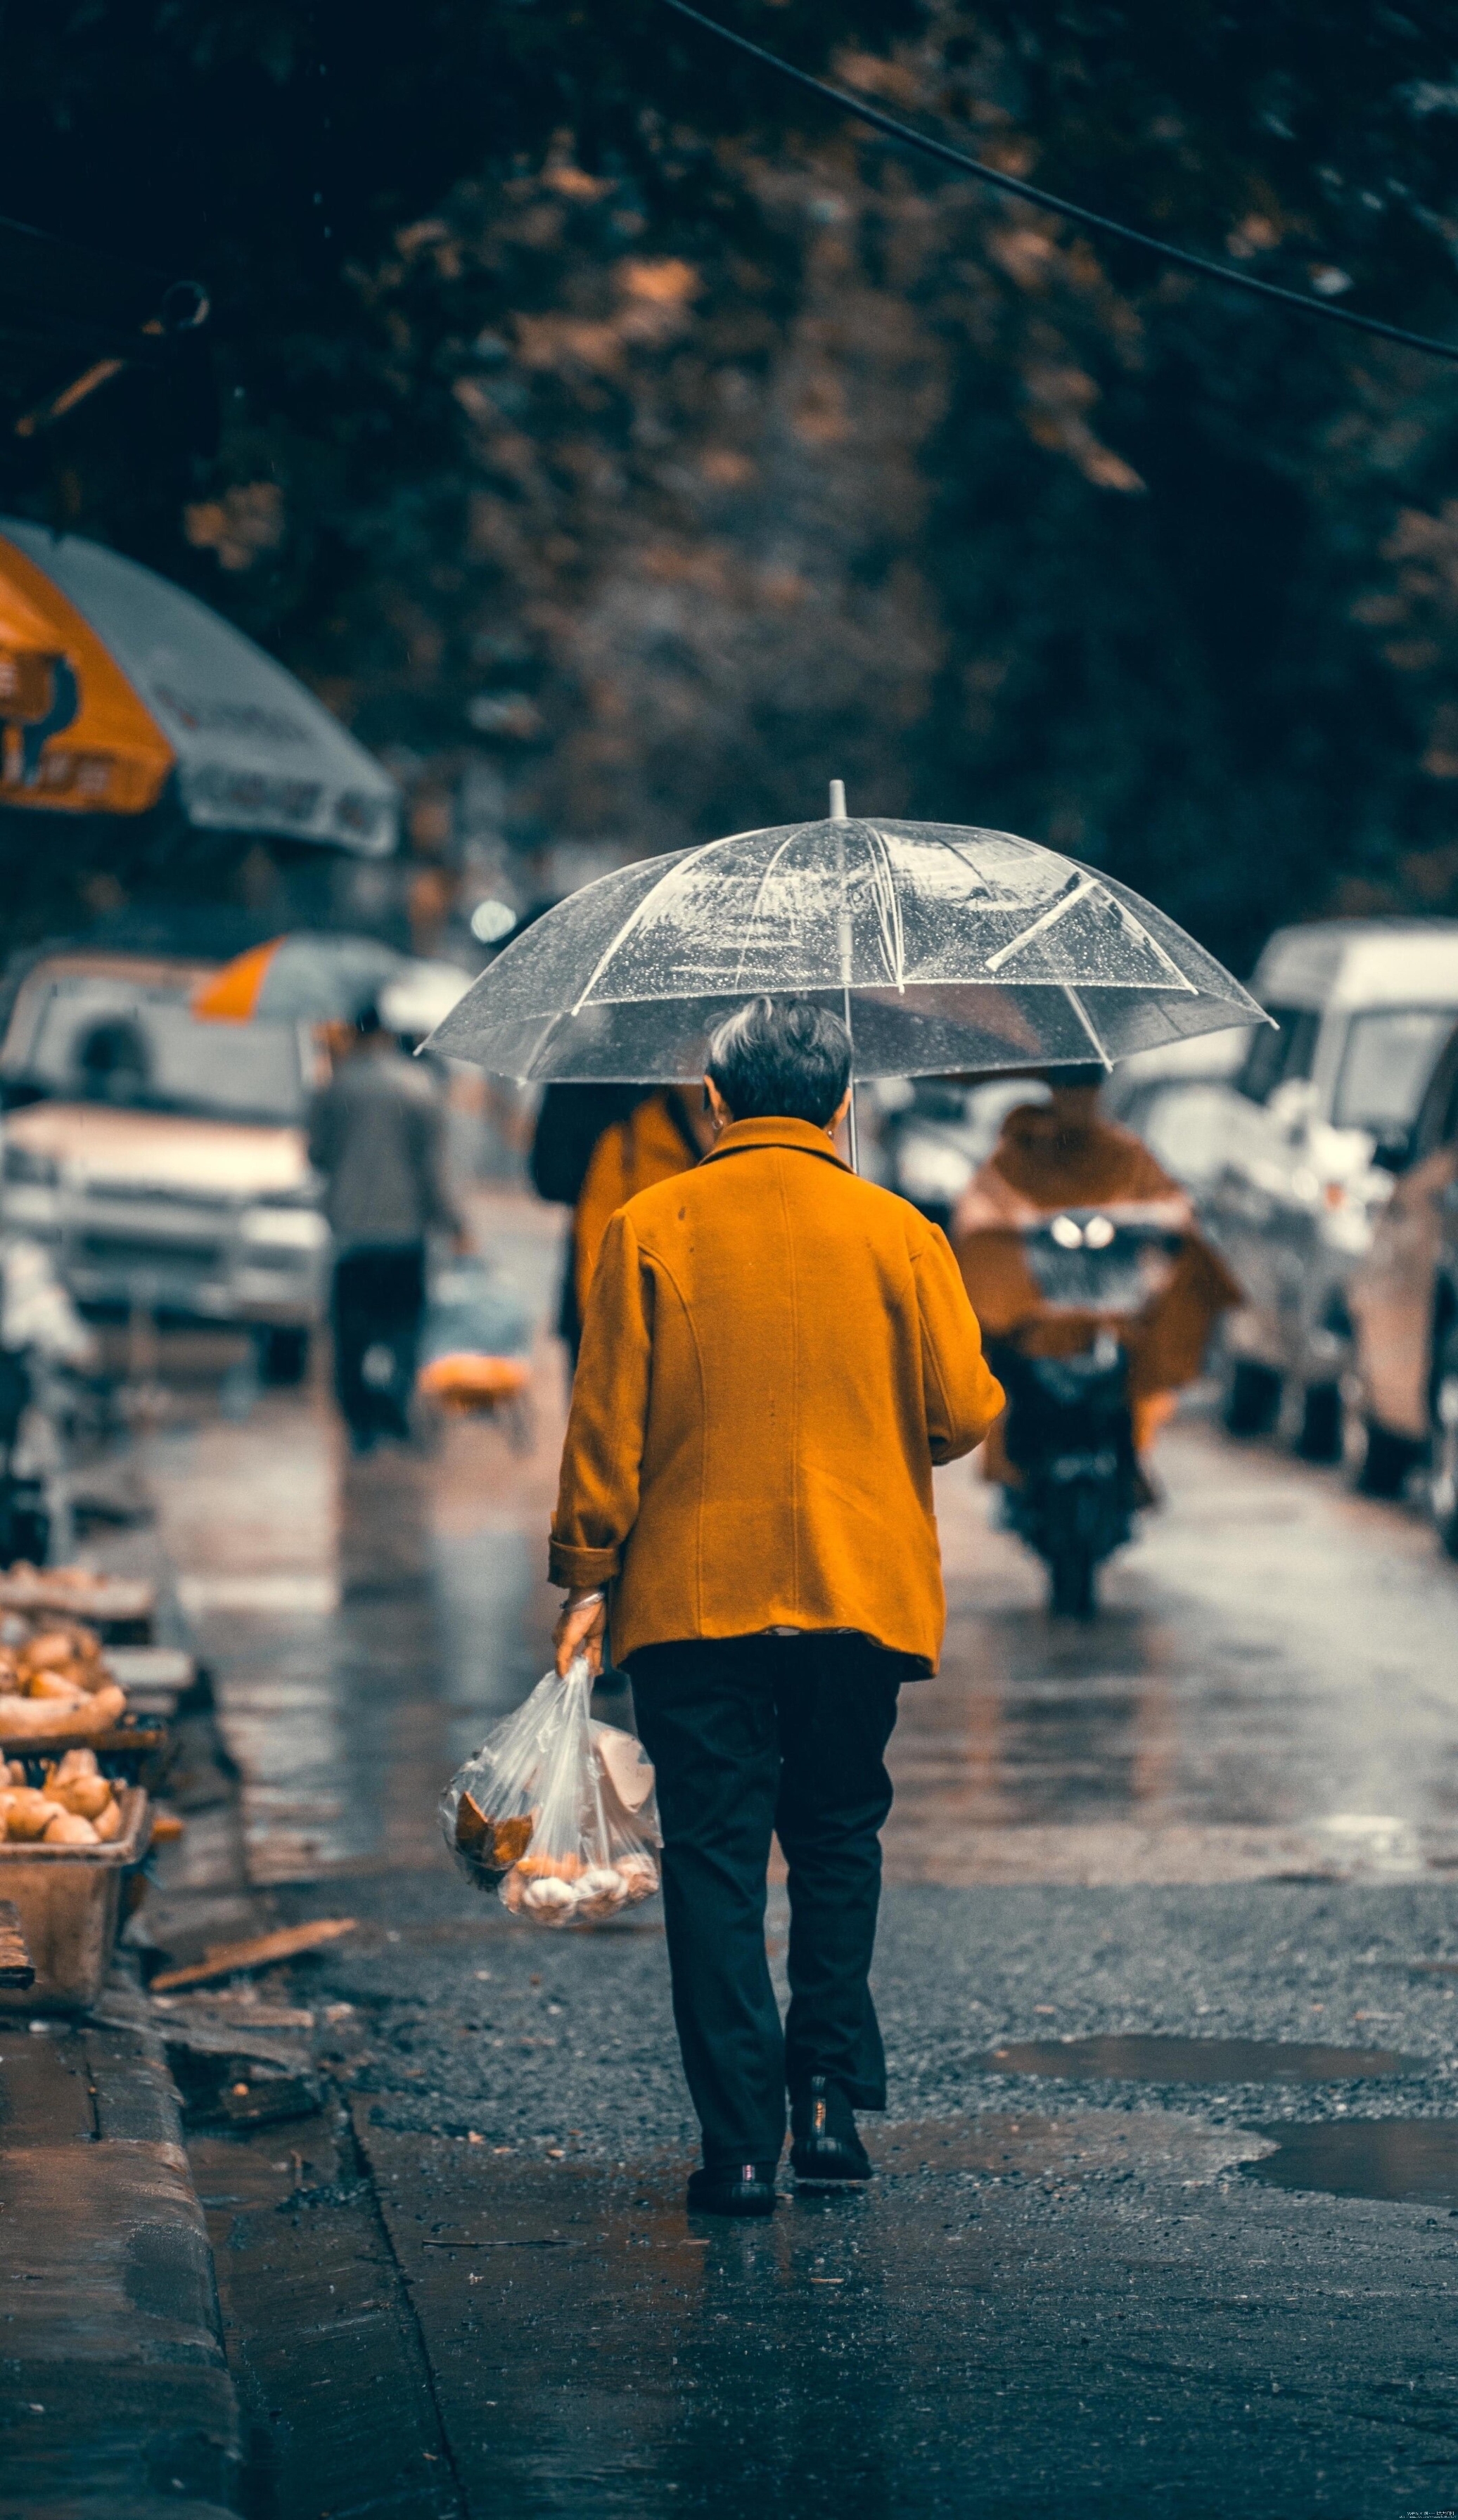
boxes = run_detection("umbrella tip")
[828,778,847,821]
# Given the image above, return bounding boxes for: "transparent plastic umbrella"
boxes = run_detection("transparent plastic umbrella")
[428,790,1265,1128]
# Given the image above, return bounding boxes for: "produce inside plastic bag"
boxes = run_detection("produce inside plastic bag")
[439,1657,660,1926]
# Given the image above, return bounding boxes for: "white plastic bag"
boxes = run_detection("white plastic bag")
[439,1657,660,1927]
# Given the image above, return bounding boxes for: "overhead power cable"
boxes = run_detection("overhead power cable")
[658,0,1458,366]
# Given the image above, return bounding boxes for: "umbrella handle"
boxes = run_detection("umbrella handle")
[831,779,859,1174]
[842,982,859,1174]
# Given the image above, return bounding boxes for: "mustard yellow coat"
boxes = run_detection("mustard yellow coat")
[549,1115,1004,1671]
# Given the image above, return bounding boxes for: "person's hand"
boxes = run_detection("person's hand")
[554,1586,607,1678]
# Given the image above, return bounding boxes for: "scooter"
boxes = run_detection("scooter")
[0,1344,49,1567]
[985,1207,1183,1618]
[0,1235,98,1565]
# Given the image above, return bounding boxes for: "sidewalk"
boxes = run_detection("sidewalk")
[2,1191,558,2520]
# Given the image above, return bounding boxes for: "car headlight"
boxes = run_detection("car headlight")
[2,1144,60,1187]
[240,1204,327,1251]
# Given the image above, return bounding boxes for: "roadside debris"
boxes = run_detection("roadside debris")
[150,1915,358,1992]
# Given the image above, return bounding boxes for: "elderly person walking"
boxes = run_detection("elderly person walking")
[550,998,1003,2216]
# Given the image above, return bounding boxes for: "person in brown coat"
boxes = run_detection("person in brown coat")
[952,1067,1241,1473]
[551,996,1003,2217]
[530,1086,708,1365]
[571,1088,712,1324]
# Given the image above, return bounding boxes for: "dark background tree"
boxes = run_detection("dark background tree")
[3,0,1457,971]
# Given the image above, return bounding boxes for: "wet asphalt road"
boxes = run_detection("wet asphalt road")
[122,1192,1458,2517]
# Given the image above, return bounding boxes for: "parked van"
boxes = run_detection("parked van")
[1348,1017,1458,1517]
[1204,920,1458,1462]
[1101,1026,1248,1191]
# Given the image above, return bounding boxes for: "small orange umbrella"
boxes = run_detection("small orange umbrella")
[192,932,404,1024]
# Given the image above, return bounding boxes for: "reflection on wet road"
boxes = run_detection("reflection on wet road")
[146,1206,561,1883]
[120,1205,1458,2516]
[344,2109,1453,2517]
[896,1410,1458,1883]
[139,1192,1458,1891]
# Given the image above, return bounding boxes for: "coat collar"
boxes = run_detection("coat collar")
[700,1114,850,1171]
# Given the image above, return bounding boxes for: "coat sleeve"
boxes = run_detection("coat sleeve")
[549,1207,652,1588]
[913,1221,1006,1465]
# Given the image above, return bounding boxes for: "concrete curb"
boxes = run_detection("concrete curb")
[0,1965,240,2517]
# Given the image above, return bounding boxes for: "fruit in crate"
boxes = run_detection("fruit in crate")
[0,1615,126,1736]
[0,1751,126,1844]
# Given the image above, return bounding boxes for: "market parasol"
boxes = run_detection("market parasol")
[0,520,396,851]
[428,786,1266,1126]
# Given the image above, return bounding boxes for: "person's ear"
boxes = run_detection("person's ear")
[704,1076,733,1133]
[828,1086,852,1136]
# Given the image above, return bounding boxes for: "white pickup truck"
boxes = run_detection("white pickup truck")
[0,950,329,1380]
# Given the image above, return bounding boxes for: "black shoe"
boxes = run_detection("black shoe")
[790,2075,873,2184]
[686,2160,779,2218]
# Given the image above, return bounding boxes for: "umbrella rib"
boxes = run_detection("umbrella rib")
[1099,894,1200,993]
[863,825,907,990]
[984,873,1099,972]
[729,821,818,991]
[568,830,746,1017]
[526,1005,570,1076]
[1062,984,1114,1071]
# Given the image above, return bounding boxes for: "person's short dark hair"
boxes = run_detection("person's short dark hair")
[705,996,852,1125]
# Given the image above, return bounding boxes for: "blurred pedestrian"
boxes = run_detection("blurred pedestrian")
[309,1003,465,1454]
[549,997,1004,2216]
[952,1065,1240,1479]
[530,1085,710,1364]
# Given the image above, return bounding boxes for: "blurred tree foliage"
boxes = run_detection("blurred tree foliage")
[4,1,1458,967]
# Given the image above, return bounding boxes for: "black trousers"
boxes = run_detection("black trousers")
[629,1633,907,2169]
[331,1242,427,1442]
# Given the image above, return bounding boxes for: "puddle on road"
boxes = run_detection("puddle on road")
[873,2111,1270,2182]
[980,2036,1422,2083]
[1245,2120,1458,2206]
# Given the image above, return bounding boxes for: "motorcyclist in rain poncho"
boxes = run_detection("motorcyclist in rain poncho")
[952,1065,1242,1484]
